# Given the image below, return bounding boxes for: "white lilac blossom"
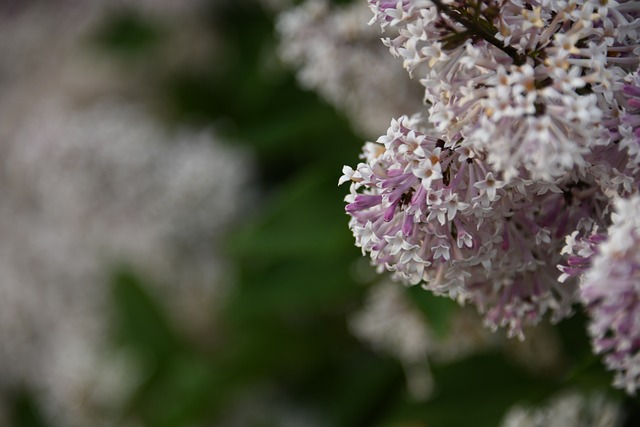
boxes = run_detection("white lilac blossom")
[0,2,253,424]
[0,100,251,427]
[580,195,640,394]
[499,391,623,427]
[276,0,424,138]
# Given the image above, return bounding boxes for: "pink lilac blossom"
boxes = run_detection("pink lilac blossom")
[368,0,640,181]
[340,0,640,393]
[620,69,640,171]
[341,114,611,339]
[557,227,606,283]
[581,195,640,395]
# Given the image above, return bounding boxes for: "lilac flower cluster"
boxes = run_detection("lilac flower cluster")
[341,0,640,392]
[370,0,640,181]
[581,195,640,394]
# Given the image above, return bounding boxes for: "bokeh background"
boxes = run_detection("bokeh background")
[1,1,639,426]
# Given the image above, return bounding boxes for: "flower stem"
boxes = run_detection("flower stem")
[431,0,526,65]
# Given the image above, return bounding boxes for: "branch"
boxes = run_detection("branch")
[430,0,526,66]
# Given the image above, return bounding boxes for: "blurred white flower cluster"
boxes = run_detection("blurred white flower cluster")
[216,385,328,427]
[0,1,251,425]
[349,279,564,400]
[500,391,623,427]
[349,280,499,399]
[579,194,640,394]
[0,103,250,427]
[276,0,424,138]
[336,0,640,394]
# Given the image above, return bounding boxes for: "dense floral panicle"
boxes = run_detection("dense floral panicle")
[340,115,616,338]
[581,195,640,394]
[557,228,606,283]
[619,68,640,172]
[367,0,640,181]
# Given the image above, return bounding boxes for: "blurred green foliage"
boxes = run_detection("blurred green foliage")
[12,0,640,426]
[9,390,50,427]
[92,8,164,57]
